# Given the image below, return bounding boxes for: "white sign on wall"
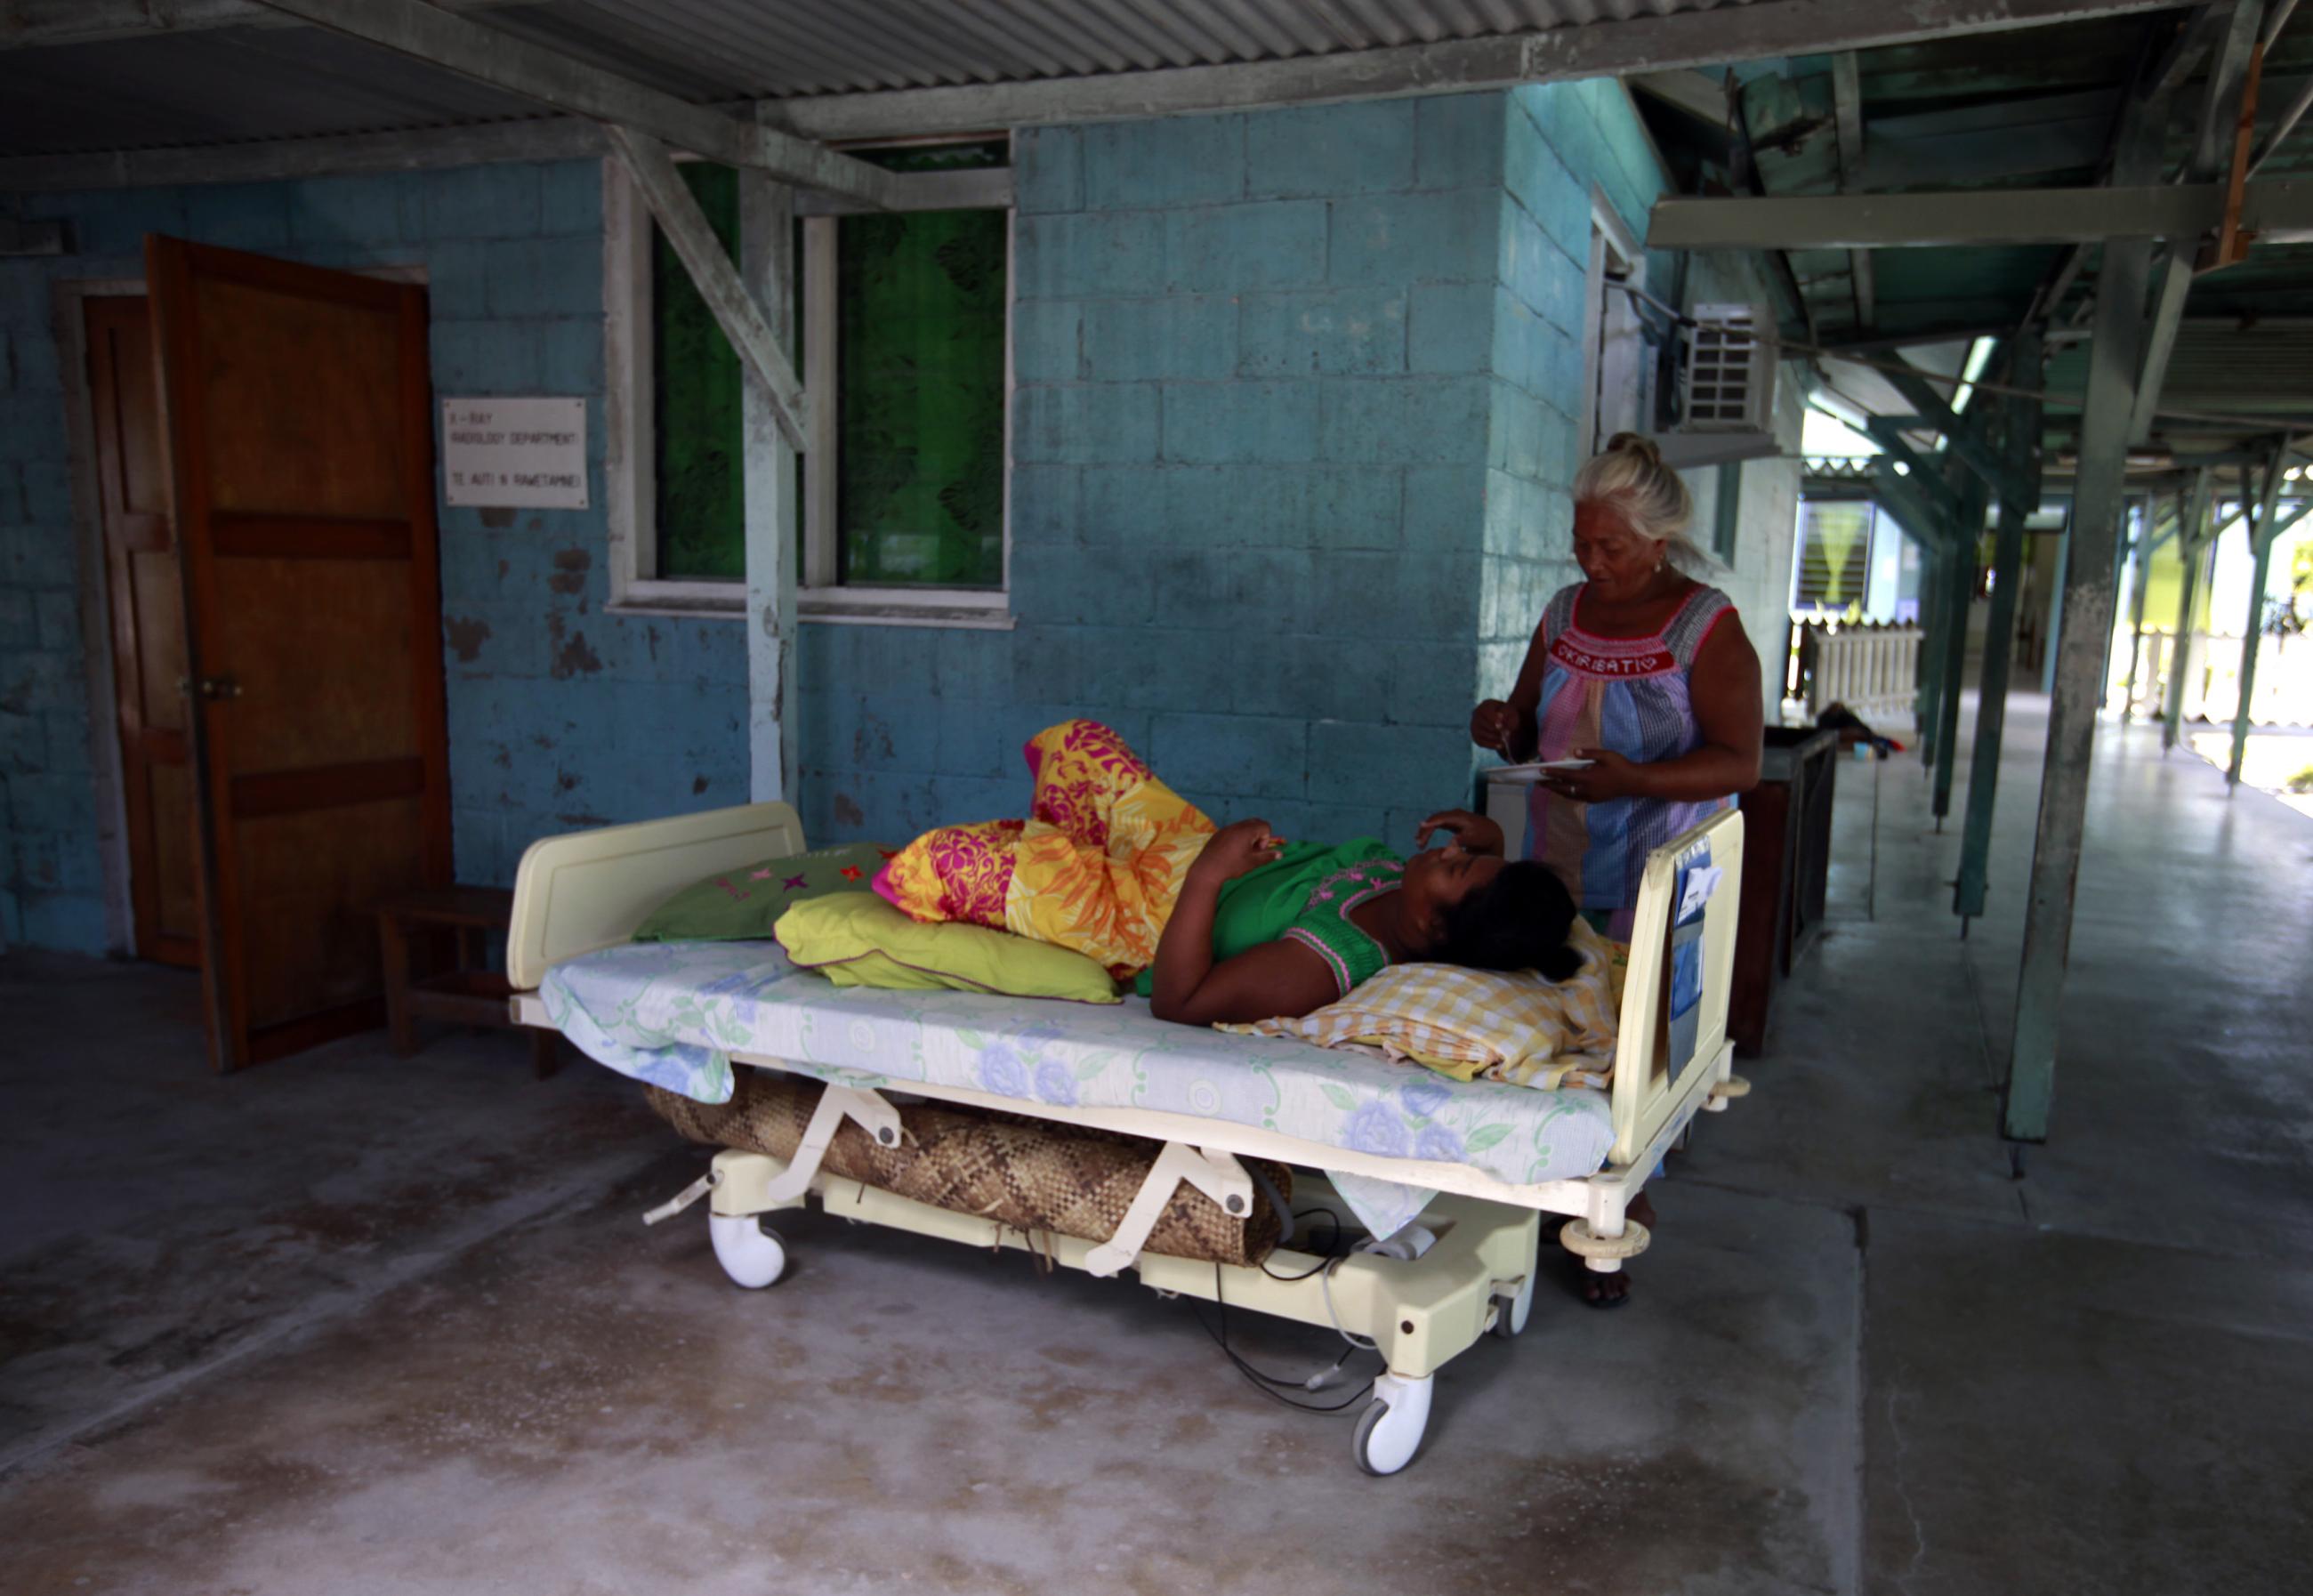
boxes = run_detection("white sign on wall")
[441,397,589,509]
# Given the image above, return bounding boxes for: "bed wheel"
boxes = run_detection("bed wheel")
[708,1213,787,1289]
[1490,1272,1535,1341]
[1353,1373,1433,1477]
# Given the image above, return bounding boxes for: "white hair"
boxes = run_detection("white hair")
[1573,432,1710,570]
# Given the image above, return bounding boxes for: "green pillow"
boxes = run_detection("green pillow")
[775,893,1119,1004]
[632,842,895,942]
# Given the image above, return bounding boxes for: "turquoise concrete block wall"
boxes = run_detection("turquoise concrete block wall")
[0,162,744,954]
[798,95,1511,854]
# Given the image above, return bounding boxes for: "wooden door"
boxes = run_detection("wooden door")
[85,295,200,968]
[146,238,451,1071]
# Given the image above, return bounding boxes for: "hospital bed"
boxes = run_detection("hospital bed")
[507,802,1746,1475]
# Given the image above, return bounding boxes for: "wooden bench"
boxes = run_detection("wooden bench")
[377,886,560,1079]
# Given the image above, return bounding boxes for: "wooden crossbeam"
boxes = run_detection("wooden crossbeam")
[607,125,807,452]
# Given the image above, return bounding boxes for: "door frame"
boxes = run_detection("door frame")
[54,262,431,965]
[55,275,149,958]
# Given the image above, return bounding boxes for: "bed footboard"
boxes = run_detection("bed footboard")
[506,802,805,991]
[1608,806,1745,1166]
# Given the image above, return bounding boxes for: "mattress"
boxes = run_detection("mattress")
[541,940,1619,1203]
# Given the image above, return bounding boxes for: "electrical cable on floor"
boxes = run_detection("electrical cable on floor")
[1193,1264,1377,1416]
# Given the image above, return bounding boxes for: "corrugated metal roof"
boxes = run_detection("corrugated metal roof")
[496,0,1748,101]
[0,0,1745,158]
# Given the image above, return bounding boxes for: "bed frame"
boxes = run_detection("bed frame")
[508,803,1747,1475]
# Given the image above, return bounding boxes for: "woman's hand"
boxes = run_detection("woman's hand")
[1414,809,1504,857]
[1469,699,1528,760]
[1538,747,1646,803]
[1191,818,1287,885]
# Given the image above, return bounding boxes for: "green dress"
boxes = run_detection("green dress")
[1131,839,1401,999]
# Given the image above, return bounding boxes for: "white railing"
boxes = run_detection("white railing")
[1793,620,1922,723]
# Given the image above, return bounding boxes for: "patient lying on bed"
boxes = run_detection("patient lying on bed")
[875,720,1580,1027]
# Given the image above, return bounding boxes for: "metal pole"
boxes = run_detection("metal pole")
[2228,529,2275,785]
[2120,490,2161,720]
[2003,210,2155,1144]
[1931,508,1979,828]
[2161,470,2213,752]
[1917,541,1949,763]
[1955,345,2044,922]
[2040,508,2070,695]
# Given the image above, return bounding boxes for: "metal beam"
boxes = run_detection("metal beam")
[1883,362,2028,507]
[2128,250,2197,444]
[251,0,897,208]
[2189,1,2268,180]
[1930,481,1987,824]
[606,125,807,453]
[1955,350,2046,920]
[0,0,525,46]
[1629,69,1731,128]
[1647,180,2313,249]
[2004,217,2156,1143]
[1866,423,1967,525]
[770,0,2187,142]
[1830,51,1875,331]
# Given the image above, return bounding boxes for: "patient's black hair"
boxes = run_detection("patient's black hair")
[1435,861,1584,982]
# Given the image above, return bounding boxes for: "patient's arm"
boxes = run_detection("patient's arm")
[1150,935,1342,1027]
[1149,828,1340,1025]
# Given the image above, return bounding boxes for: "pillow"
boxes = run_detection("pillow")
[632,842,895,943]
[1223,919,1624,1089]
[775,893,1119,1004]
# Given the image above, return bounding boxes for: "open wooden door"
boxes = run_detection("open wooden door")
[146,238,451,1071]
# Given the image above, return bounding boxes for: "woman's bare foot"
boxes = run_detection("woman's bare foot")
[1576,1189,1656,1309]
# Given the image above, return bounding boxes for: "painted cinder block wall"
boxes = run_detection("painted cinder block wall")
[0,162,746,953]
[4,85,1805,956]
[795,94,1512,852]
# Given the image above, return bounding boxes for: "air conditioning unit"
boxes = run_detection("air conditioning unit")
[1656,302,1780,471]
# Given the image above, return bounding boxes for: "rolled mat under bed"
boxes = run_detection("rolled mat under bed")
[644,1071,1291,1267]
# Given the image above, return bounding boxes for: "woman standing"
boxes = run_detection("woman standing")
[1471,433,1764,938]
[1470,433,1765,1308]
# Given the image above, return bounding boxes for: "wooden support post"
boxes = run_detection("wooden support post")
[1954,342,2044,921]
[739,155,801,805]
[2003,213,2155,1143]
[2161,469,2214,752]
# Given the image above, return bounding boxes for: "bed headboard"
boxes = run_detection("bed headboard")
[1608,804,1745,1165]
[505,802,806,991]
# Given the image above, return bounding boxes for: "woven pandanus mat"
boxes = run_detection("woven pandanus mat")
[646,1071,1288,1267]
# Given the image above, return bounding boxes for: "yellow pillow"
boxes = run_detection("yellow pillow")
[1223,920,1624,1088]
[774,893,1119,1004]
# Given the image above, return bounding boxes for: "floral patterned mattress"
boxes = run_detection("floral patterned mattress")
[541,940,1618,1234]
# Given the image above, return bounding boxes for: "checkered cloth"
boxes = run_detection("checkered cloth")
[1224,920,1626,1090]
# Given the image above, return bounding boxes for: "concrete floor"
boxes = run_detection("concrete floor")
[4,696,2309,1594]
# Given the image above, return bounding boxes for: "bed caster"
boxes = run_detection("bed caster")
[708,1213,787,1288]
[1352,1372,1433,1477]
[1704,1074,1751,1113]
[1489,1272,1535,1340]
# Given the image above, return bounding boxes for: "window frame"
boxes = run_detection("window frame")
[602,158,1017,628]
[1579,187,1649,460]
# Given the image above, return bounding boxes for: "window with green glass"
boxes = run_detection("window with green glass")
[651,159,744,580]
[643,141,1009,592]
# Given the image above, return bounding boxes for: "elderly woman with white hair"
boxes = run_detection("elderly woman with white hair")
[1472,432,1765,932]
[1471,431,1764,1307]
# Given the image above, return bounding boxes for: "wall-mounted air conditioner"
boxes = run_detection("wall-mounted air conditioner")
[1656,302,1780,471]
